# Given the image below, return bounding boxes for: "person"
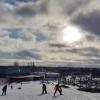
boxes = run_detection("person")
[59,85,62,95]
[42,83,47,94]
[21,82,22,86]
[53,83,62,96]
[11,85,13,89]
[2,85,7,96]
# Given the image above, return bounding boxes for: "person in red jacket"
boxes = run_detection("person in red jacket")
[53,83,62,96]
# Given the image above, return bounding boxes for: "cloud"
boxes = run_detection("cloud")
[0,2,14,21]
[0,0,90,29]
[0,49,42,60]
[68,47,100,57]
[48,43,67,48]
[0,0,100,66]
[2,28,34,41]
[14,0,48,18]
[0,0,91,27]
[14,50,42,60]
[72,10,100,36]
[46,22,61,32]
[15,3,37,17]
[35,32,47,42]
[48,44,100,59]
[0,0,39,5]
[60,0,90,16]
[0,51,12,59]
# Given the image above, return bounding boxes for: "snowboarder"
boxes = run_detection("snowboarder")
[2,85,7,96]
[42,83,47,94]
[53,83,62,96]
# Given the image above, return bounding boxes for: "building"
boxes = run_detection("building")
[45,72,60,80]
[0,65,34,78]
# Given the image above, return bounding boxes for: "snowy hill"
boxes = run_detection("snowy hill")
[0,81,100,100]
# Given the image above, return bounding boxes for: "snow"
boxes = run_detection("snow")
[0,81,100,100]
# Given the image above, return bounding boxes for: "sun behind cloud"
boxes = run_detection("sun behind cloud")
[63,26,81,44]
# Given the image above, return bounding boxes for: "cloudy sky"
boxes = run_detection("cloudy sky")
[0,0,100,67]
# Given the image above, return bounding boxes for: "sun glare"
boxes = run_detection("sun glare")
[63,26,81,44]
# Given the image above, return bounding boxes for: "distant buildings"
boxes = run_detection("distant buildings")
[0,65,34,78]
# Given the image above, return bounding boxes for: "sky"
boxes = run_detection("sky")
[0,0,100,67]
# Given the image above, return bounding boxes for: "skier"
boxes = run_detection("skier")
[2,84,7,96]
[53,83,62,96]
[42,83,47,94]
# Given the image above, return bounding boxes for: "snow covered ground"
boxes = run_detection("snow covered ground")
[0,81,100,100]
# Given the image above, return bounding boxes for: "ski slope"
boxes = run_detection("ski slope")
[0,81,100,100]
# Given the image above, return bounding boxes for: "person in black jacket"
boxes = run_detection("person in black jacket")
[2,85,7,96]
[42,83,47,94]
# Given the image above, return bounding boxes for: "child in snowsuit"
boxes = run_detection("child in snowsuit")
[42,83,47,94]
[2,85,7,96]
[54,83,62,96]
